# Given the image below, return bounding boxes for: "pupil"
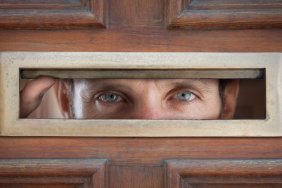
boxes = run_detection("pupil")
[107,93,116,101]
[182,93,188,99]
[178,92,191,100]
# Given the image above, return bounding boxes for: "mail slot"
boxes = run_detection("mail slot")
[19,69,265,120]
[0,52,281,136]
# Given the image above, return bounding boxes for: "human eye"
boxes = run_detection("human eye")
[97,92,124,103]
[174,91,196,102]
[90,91,130,118]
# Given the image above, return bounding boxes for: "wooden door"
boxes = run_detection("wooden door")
[1,0,282,187]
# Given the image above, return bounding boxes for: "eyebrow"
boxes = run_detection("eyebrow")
[156,79,218,93]
[77,79,218,92]
[83,80,135,92]
[77,80,135,100]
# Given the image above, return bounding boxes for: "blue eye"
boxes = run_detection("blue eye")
[98,93,122,103]
[175,92,196,101]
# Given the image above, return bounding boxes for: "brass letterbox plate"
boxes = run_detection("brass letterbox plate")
[0,52,281,136]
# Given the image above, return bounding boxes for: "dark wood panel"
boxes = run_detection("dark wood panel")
[0,0,281,188]
[0,0,106,29]
[109,166,163,188]
[0,29,281,52]
[109,0,163,26]
[0,0,82,9]
[0,159,108,188]
[183,184,282,188]
[165,159,282,188]
[166,0,282,29]
[0,138,282,165]
[0,185,74,188]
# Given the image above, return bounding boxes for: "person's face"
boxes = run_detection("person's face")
[67,79,226,119]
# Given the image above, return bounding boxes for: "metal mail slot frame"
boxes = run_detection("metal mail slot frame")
[0,52,281,137]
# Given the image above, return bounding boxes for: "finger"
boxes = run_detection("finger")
[20,76,56,118]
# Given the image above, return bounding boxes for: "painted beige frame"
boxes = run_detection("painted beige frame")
[0,52,281,137]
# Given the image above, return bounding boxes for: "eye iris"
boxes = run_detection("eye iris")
[100,93,119,103]
[177,92,193,101]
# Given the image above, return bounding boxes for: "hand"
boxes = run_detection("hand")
[20,76,55,118]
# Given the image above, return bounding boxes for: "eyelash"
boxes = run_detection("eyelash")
[95,91,127,104]
[95,90,199,105]
[173,91,197,102]
[167,88,199,102]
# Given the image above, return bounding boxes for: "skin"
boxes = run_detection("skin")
[20,77,56,118]
[20,77,239,119]
[71,79,222,119]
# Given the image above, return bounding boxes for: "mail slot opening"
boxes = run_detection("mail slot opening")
[19,69,266,120]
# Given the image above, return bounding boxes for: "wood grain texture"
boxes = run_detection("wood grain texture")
[0,0,281,51]
[0,158,108,188]
[0,138,282,165]
[109,0,163,26]
[0,29,282,52]
[0,184,74,188]
[0,0,107,29]
[0,185,74,188]
[166,0,282,29]
[0,0,282,187]
[109,166,164,188]
[165,159,282,188]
